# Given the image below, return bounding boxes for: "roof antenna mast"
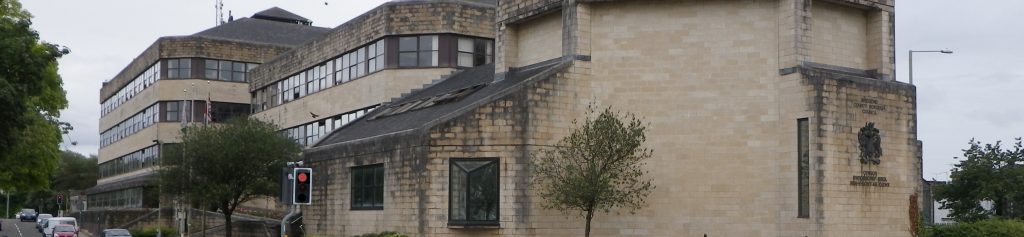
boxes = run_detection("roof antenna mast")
[215,0,224,26]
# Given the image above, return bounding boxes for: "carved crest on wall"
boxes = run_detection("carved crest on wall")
[858,122,882,164]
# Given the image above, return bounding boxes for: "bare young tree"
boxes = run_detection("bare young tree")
[533,106,655,237]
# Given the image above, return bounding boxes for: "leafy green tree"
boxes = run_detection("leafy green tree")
[16,150,96,214]
[936,138,1024,222]
[533,106,655,237]
[160,118,300,237]
[0,0,71,192]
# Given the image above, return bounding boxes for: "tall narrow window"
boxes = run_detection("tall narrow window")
[798,118,810,218]
[165,101,180,122]
[351,164,384,210]
[449,158,499,225]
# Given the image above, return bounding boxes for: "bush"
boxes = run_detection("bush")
[129,226,177,237]
[354,231,408,237]
[924,219,1024,237]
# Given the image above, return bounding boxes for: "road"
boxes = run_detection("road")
[0,218,43,237]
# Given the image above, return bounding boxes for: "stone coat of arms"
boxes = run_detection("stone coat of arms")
[858,122,882,164]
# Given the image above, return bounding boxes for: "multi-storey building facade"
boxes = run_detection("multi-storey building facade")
[88,8,330,210]
[248,0,496,147]
[304,0,918,236]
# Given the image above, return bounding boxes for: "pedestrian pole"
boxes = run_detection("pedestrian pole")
[280,205,298,237]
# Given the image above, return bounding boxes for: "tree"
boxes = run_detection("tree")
[0,0,71,192]
[160,118,300,237]
[532,106,655,237]
[936,138,1024,222]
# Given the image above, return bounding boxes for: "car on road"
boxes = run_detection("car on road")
[37,213,54,231]
[53,224,79,237]
[19,208,38,222]
[43,217,78,237]
[101,229,133,237]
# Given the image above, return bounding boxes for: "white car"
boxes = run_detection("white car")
[42,217,78,237]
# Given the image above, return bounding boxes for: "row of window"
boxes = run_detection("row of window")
[346,159,499,225]
[87,187,146,210]
[101,101,251,148]
[252,39,388,113]
[101,103,160,147]
[283,105,378,147]
[98,145,162,179]
[101,58,257,117]
[251,35,493,113]
[101,62,160,116]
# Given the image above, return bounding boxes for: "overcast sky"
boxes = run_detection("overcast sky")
[21,0,1023,181]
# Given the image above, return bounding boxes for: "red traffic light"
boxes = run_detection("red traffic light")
[292,168,312,205]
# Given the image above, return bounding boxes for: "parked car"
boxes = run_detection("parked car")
[52,224,78,237]
[36,213,54,231]
[101,229,133,237]
[42,217,78,237]
[19,209,37,222]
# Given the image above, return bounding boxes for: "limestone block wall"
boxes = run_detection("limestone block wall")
[303,134,431,235]
[250,68,454,130]
[810,1,869,70]
[513,12,564,68]
[803,68,918,237]
[585,1,795,236]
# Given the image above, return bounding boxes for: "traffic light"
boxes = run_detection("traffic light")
[56,194,63,204]
[292,168,312,205]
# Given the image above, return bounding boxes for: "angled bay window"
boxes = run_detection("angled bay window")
[399,36,438,67]
[449,158,499,226]
[457,37,493,67]
[351,164,384,210]
[166,58,191,78]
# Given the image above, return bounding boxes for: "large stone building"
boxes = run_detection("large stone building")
[87,0,498,234]
[304,0,919,236]
[89,8,330,210]
[248,0,496,147]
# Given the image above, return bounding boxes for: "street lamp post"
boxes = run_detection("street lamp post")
[909,49,953,84]
[153,139,164,237]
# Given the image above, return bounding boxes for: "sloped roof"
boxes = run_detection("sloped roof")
[252,7,312,25]
[314,59,567,147]
[192,17,330,47]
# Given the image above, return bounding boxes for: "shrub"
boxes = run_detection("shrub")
[129,226,177,237]
[924,219,1024,237]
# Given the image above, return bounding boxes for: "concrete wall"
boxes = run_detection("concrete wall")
[250,68,454,129]
[99,79,250,132]
[101,37,291,102]
[97,123,182,164]
[249,1,495,90]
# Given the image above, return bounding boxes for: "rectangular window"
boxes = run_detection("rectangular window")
[449,158,499,225]
[457,38,492,67]
[399,36,438,67]
[167,58,191,79]
[798,118,810,218]
[165,101,180,122]
[351,164,385,210]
